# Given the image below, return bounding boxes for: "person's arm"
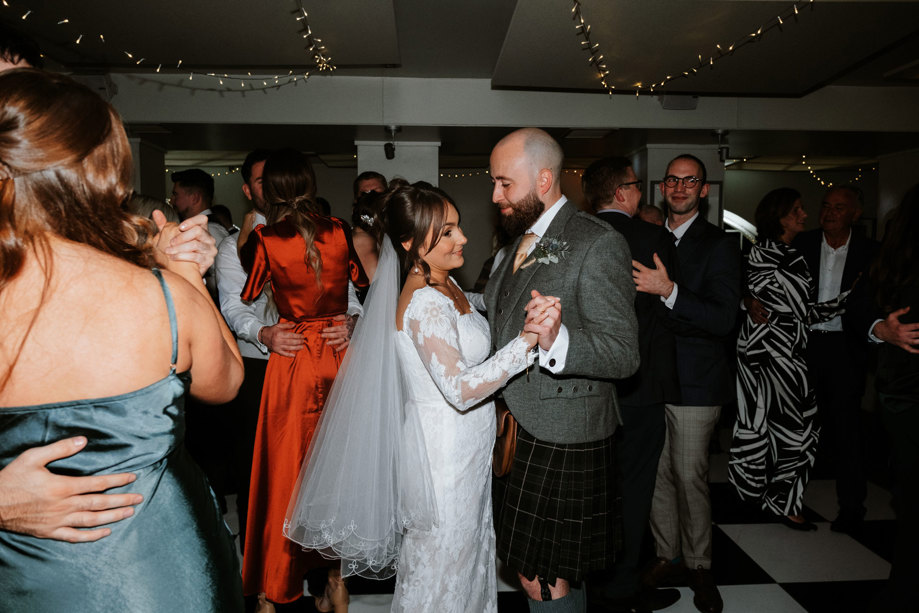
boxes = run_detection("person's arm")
[160,212,218,276]
[464,290,487,313]
[662,235,741,337]
[216,235,270,353]
[404,289,538,411]
[323,229,370,352]
[154,221,243,403]
[0,437,142,542]
[563,230,640,379]
[871,307,919,354]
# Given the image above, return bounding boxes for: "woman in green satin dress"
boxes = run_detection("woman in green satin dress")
[0,69,245,611]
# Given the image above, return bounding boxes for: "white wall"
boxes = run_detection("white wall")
[111,75,919,133]
[722,169,880,236]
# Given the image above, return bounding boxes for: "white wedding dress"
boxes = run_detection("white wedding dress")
[391,284,532,613]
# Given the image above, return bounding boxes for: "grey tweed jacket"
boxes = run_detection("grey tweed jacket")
[484,201,639,444]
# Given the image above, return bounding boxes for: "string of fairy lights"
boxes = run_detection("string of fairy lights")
[800,155,875,188]
[164,167,241,178]
[439,169,587,181]
[571,0,816,97]
[3,0,334,92]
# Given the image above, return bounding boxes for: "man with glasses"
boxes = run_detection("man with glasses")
[583,157,681,613]
[632,154,741,613]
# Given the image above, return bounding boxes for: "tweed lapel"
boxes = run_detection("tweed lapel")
[495,203,575,333]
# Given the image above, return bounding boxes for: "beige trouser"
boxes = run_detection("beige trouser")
[649,404,722,570]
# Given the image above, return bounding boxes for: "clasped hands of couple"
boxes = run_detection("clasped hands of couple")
[521,290,562,351]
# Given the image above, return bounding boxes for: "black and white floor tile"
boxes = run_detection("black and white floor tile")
[225,423,897,612]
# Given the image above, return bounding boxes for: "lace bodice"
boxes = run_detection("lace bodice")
[397,285,532,411]
[391,283,532,613]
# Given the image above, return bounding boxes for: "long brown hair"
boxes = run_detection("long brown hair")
[382,179,455,286]
[0,68,154,389]
[261,148,323,288]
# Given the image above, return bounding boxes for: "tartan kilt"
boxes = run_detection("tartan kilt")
[493,427,621,584]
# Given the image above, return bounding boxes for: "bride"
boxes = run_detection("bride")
[284,180,560,612]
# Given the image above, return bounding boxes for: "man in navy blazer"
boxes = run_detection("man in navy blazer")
[632,154,741,613]
[584,157,681,613]
[791,185,879,535]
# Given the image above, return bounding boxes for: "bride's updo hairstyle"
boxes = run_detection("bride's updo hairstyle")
[261,147,324,287]
[0,69,152,293]
[382,178,457,286]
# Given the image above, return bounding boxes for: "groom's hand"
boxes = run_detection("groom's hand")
[524,290,561,351]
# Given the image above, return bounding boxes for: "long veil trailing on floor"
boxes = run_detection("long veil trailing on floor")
[283,236,437,579]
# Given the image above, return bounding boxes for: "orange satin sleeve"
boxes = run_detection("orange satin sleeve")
[240,228,269,302]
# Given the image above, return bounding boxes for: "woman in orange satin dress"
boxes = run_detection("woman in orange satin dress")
[240,148,368,609]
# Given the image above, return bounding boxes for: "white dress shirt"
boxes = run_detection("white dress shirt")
[662,211,700,309]
[215,213,277,359]
[811,230,850,332]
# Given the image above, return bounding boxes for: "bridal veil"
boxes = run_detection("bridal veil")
[283,236,437,578]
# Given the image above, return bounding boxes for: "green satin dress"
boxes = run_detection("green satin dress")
[0,269,243,612]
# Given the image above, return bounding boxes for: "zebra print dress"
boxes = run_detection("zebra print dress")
[729,238,848,516]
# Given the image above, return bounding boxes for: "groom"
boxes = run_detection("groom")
[485,128,639,612]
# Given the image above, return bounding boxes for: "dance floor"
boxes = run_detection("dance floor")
[225,425,896,612]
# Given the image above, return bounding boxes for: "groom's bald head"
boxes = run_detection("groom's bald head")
[490,128,564,208]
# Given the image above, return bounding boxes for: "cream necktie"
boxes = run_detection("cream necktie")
[513,232,538,273]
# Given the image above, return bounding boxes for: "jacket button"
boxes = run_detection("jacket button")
[557,387,563,394]
[573,386,578,392]
[503,290,509,297]
[498,308,504,315]
[588,385,593,391]
[548,359,556,367]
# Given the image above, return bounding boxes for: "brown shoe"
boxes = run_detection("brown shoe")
[688,566,723,613]
[641,557,686,589]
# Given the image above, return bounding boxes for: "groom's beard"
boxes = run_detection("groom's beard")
[499,189,544,238]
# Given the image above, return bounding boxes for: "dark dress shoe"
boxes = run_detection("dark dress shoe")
[688,566,723,613]
[641,557,686,589]
[779,515,818,531]
[637,588,681,611]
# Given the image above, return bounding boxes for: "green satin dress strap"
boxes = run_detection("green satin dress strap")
[0,268,244,612]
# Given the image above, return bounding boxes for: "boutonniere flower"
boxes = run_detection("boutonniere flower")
[521,237,570,269]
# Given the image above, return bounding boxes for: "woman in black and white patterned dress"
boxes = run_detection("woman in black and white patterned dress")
[729,188,848,530]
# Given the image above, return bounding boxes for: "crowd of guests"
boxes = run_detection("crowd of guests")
[0,26,917,613]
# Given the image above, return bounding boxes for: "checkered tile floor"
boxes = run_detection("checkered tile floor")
[226,421,897,612]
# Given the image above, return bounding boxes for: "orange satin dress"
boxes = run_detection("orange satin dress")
[240,215,368,603]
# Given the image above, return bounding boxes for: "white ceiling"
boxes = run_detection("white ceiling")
[8,0,919,167]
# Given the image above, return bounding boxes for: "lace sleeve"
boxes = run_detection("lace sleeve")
[403,288,533,411]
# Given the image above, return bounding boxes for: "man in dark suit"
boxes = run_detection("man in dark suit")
[791,185,880,535]
[486,129,639,612]
[583,157,681,613]
[632,154,741,613]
